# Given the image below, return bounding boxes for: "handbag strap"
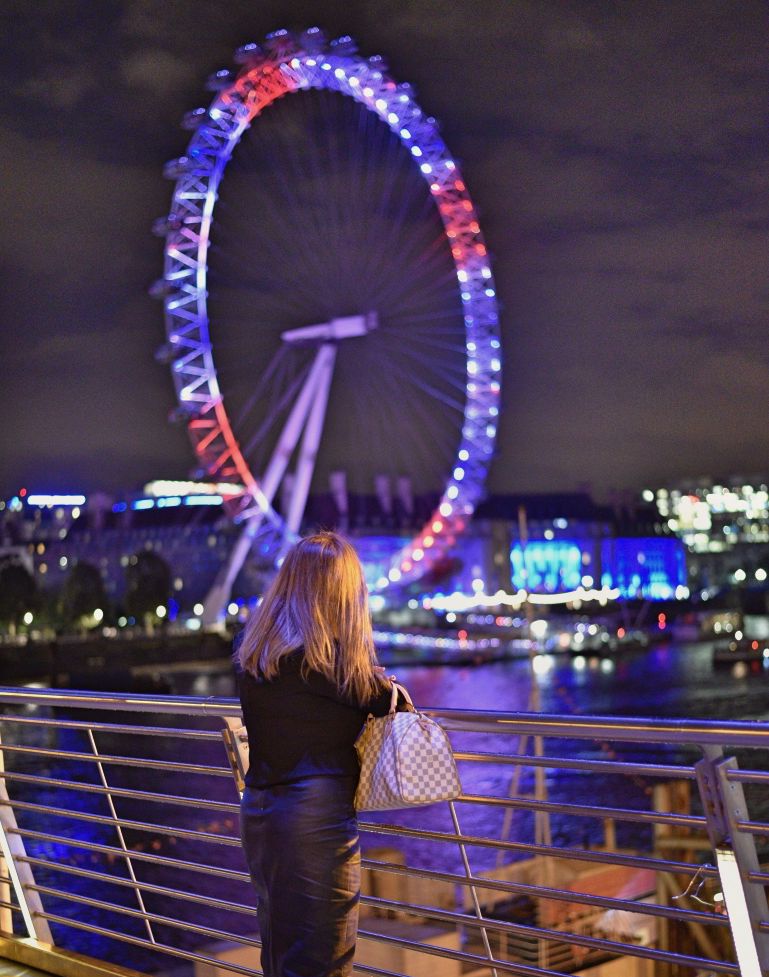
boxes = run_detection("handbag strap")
[389,681,414,714]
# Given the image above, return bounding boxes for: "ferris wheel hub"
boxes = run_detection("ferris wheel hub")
[280,312,378,345]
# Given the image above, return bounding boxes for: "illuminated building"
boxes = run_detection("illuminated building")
[1,484,692,615]
[645,476,769,593]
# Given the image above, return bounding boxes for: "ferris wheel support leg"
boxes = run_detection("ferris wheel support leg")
[285,343,337,537]
[201,521,267,627]
[201,343,338,626]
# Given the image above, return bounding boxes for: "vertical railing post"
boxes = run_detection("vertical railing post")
[0,728,52,942]
[0,726,9,934]
[695,746,769,976]
[448,800,499,977]
[86,728,156,943]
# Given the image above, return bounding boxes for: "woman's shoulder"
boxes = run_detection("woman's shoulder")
[240,646,304,682]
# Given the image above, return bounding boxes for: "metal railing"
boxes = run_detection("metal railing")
[0,685,767,977]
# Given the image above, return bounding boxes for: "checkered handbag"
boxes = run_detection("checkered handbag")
[354,682,461,811]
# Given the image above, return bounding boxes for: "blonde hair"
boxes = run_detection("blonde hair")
[236,531,381,703]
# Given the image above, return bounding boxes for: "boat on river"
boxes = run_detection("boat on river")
[713,635,769,665]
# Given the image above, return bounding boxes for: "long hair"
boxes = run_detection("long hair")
[236,531,381,703]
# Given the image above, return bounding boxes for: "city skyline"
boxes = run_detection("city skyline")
[2,1,768,499]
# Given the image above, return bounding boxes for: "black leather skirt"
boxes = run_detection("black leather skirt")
[240,775,360,977]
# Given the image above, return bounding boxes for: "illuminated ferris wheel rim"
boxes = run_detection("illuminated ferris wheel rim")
[157,28,502,589]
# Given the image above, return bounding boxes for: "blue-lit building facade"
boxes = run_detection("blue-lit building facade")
[467,494,688,601]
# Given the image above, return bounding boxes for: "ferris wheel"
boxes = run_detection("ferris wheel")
[153,29,502,623]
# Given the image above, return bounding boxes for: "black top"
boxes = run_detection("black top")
[238,648,395,788]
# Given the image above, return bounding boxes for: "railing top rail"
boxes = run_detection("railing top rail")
[2,685,769,747]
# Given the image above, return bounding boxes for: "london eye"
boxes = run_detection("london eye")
[153,29,502,621]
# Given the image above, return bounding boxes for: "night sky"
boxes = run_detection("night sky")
[2,0,768,500]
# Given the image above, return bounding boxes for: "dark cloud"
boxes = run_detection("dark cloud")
[1,0,768,498]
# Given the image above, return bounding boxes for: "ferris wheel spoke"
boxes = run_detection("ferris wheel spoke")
[382,324,465,352]
[231,344,292,430]
[239,358,314,463]
[377,355,466,415]
[365,365,457,479]
[366,257,460,316]
[374,334,467,386]
[230,154,335,306]
[358,197,438,303]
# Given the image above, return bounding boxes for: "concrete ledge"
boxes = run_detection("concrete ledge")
[0,937,147,977]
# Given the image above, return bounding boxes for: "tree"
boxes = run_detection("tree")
[60,561,108,630]
[0,563,37,636]
[125,550,172,630]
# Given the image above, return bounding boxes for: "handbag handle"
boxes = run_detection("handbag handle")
[388,681,414,714]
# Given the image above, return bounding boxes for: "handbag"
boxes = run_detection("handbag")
[354,682,461,811]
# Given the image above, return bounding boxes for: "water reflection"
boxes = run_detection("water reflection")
[170,640,769,721]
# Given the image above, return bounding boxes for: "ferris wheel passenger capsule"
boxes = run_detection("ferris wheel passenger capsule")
[264,30,298,58]
[162,157,191,179]
[233,43,262,64]
[330,35,357,54]
[151,214,181,237]
[206,69,234,91]
[300,27,327,51]
[148,278,177,299]
[154,342,178,365]
[168,404,203,425]
[181,107,207,130]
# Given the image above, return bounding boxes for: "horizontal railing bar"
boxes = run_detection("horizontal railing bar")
[22,855,258,917]
[363,852,722,895]
[11,823,719,927]
[4,686,769,747]
[366,892,736,973]
[0,713,221,738]
[360,836,728,926]
[2,765,707,852]
[748,871,769,884]
[0,687,244,717]
[434,709,769,747]
[24,857,730,961]
[0,798,241,847]
[8,783,713,885]
[33,889,568,977]
[0,743,231,776]
[454,750,696,779]
[736,819,769,837]
[12,827,251,881]
[360,820,721,881]
[724,768,769,785]
[0,770,240,812]
[458,792,707,828]
[28,912,268,977]
[360,920,604,977]
[0,899,20,913]
[29,883,262,947]
[34,907,554,977]
[17,820,723,931]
